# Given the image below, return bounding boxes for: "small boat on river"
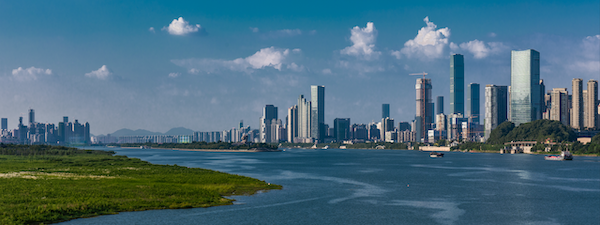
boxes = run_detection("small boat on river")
[545,151,573,161]
[429,152,444,158]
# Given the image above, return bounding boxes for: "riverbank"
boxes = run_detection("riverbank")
[0,145,281,225]
[121,146,281,152]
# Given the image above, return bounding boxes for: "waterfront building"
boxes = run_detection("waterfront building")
[450,54,464,115]
[334,118,351,142]
[287,105,298,143]
[436,96,444,115]
[585,80,598,129]
[550,88,570,126]
[297,95,312,141]
[382,104,390,119]
[415,78,433,142]
[351,124,368,141]
[510,49,542,125]
[259,105,278,143]
[572,78,584,129]
[381,117,394,142]
[484,85,508,140]
[467,83,480,124]
[311,85,325,143]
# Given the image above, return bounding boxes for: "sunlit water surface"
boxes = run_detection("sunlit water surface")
[60,148,600,225]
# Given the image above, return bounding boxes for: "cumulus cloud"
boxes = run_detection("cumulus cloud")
[341,22,381,61]
[11,67,52,81]
[451,39,508,59]
[172,47,303,74]
[162,17,206,36]
[396,17,450,60]
[149,27,155,33]
[85,65,112,80]
[567,35,600,74]
[168,72,180,78]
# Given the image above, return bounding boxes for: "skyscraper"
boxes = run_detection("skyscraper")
[510,49,541,125]
[259,105,278,143]
[484,85,508,140]
[382,104,390,119]
[29,109,35,124]
[297,95,311,140]
[585,80,598,129]
[550,88,569,126]
[450,54,464,115]
[572,78,584,129]
[287,105,298,143]
[467,83,480,124]
[334,118,351,142]
[1,118,7,130]
[311,85,325,143]
[436,96,444,115]
[416,78,433,142]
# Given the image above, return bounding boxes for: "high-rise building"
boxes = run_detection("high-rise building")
[450,54,464,115]
[1,118,7,130]
[416,78,433,142]
[297,95,311,140]
[382,104,390,119]
[311,85,325,143]
[436,96,444,115]
[333,118,351,142]
[29,109,35,124]
[571,78,584,130]
[510,49,541,125]
[259,105,278,143]
[484,85,508,140]
[585,80,598,129]
[380,117,394,141]
[550,88,569,126]
[287,105,298,143]
[467,83,480,124]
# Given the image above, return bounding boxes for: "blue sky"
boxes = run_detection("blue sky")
[0,0,598,135]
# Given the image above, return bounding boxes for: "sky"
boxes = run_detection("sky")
[0,0,598,135]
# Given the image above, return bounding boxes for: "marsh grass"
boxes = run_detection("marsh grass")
[0,145,281,225]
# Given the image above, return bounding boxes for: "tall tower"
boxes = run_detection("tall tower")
[28,109,35,124]
[510,49,541,125]
[287,105,298,143]
[1,118,7,130]
[259,105,278,143]
[416,78,433,142]
[467,83,480,124]
[382,104,390,119]
[311,85,325,143]
[450,54,464,115]
[436,96,444,115]
[550,88,570,126]
[297,95,311,139]
[585,80,598,129]
[484,85,508,140]
[571,78,584,130]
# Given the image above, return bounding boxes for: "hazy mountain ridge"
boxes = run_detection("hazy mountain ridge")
[107,127,195,137]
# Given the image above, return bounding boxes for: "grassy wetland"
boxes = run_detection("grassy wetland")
[0,144,281,225]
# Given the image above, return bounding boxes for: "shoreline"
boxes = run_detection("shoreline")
[120,146,281,152]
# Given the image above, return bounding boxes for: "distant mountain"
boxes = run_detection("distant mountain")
[109,129,163,137]
[164,127,196,136]
[108,127,195,137]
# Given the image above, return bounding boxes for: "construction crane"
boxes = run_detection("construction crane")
[409,72,428,142]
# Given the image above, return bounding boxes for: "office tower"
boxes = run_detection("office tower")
[1,118,7,130]
[334,118,351,142]
[435,113,447,131]
[467,83,480,124]
[259,105,278,143]
[550,88,569,126]
[510,49,541,125]
[436,96,444,115]
[450,54,464,115]
[382,104,390,119]
[84,122,91,144]
[63,116,68,123]
[585,80,598,129]
[297,95,311,140]
[29,109,35,124]
[416,78,433,142]
[572,78,584,129]
[381,117,394,141]
[484,85,508,140]
[540,79,546,116]
[287,105,298,142]
[311,85,325,143]
[398,122,411,131]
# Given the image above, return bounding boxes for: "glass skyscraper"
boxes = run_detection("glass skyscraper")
[510,49,541,125]
[311,85,325,143]
[382,104,390,119]
[450,54,464,115]
[467,83,480,124]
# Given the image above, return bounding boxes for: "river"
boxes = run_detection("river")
[60,148,600,225]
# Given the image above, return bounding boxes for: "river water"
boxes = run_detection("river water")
[61,148,600,225]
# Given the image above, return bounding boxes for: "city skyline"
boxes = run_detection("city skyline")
[0,1,598,135]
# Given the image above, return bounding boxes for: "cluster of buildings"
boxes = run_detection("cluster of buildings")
[0,109,91,145]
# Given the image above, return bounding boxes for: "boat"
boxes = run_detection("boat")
[429,152,444,158]
[322,145,329,150]
[545,151,573,161]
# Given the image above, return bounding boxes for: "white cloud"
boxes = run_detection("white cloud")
[85,65,112,80]
[168,72,180,78]
[452,39,508,59]
[162,17,204,36]
[149,27,155,33]
[341,22,381,61]
[566,35,600,74]
[172,47,303,74]
[11,67,52,81]
[399,17,450,60]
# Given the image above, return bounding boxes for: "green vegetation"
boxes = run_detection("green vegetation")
[120,141,278,150]
[452,142,506,152]
[0,144,281,225]
[486,120,576,144]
